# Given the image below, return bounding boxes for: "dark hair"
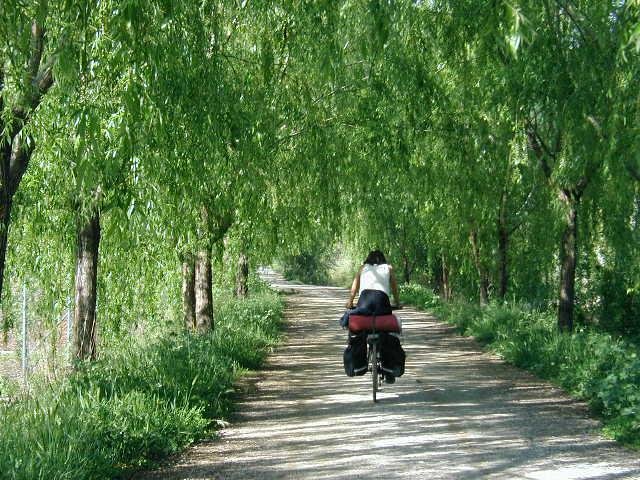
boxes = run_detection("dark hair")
[364,250,387,265]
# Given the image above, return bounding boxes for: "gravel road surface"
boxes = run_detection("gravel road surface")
[138,271,639,479]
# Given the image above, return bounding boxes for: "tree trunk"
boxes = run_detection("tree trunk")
[0,198,13,302]
[558,200,578,331]
[0,20,53,303]
[469,229,489,305]
[235,251,249,298]
[497,187,509,301]
[191,207,233,333]
[182,253,196,329]
[0,136,35,304]
[432,258,443,295]
[73,210,100,362]
[402,254,411,284]
[441,253,451,301]
[195,248,213,332]
[527,125,585,332]
[497,223,509,301]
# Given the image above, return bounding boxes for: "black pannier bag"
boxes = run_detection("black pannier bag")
[344,332,368,376]
[380,333,405,377]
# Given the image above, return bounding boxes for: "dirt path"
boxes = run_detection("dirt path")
[139,271,639,479]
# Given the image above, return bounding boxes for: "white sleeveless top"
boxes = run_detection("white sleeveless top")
[359,263,391,296]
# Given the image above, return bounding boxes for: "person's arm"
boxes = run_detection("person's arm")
[389,265,400,306]
[345,266,362,308]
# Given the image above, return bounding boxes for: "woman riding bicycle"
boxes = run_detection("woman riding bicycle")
[341,250,404,385]
[344,249,401,318]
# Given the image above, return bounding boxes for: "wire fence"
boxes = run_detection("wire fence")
[0,283,73,390]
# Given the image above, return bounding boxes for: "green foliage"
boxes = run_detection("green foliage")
[2,0,637,341]
[1,0,640,468]
[406,287,640,447]
[596,268,640,336]
[0,291,282,479]
[278,238,337,286]
[400,284,440,310]
[280,252,331,286]
[326,245,361,289]
[0,374,19,399]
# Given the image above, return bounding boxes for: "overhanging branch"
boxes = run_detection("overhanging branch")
[525,121,554,179]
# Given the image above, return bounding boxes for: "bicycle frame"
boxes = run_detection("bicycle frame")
[367,332,383,403]
[347,308,401,403]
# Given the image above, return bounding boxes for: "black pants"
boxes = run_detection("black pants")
[340,289,392,328]
[355,289,392,315]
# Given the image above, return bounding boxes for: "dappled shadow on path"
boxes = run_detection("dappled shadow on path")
[137,270,640,480]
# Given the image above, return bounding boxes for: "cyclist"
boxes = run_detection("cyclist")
[341,250,403,383]
[343,249,401,316]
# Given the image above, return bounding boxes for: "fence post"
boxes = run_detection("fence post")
[66,296,73,364]
[66,297,72,344]
[21,283,28,383]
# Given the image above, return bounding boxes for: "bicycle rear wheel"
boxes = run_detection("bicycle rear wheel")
[371,341,378,403]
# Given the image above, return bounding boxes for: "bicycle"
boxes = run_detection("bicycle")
[348,305,402,403]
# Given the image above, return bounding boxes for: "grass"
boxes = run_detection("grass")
[0,286,283,479]
[400,283,640,448]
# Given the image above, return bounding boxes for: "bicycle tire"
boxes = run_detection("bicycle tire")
[372,341,378,403]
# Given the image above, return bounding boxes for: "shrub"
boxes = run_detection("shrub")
[400,284,440,310]
[0,290,283,479]
[403,288,640,448]
[280,252,331,285]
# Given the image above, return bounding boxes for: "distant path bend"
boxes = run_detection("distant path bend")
[139,270,639,479]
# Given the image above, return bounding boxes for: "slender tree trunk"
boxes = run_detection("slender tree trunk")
[189,207,233,334]
[73,210,100,362]
[0,198,13,302]
[182,253,196,329]
[527,125,587,332]
[432,271,440,295]
[469,229,489,305]
[195,248,213,332]
[402,254,411,284]
[497,188,509,301]
[235,251,249,298]
[441,253,451,301]
[432,256,443,294]
[558,200,578,331]
[497,223,509,301]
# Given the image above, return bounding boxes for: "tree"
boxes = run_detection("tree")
[0,1,54,302]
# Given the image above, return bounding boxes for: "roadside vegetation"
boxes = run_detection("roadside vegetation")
[402,284,640,448]
[0,283,282,480]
